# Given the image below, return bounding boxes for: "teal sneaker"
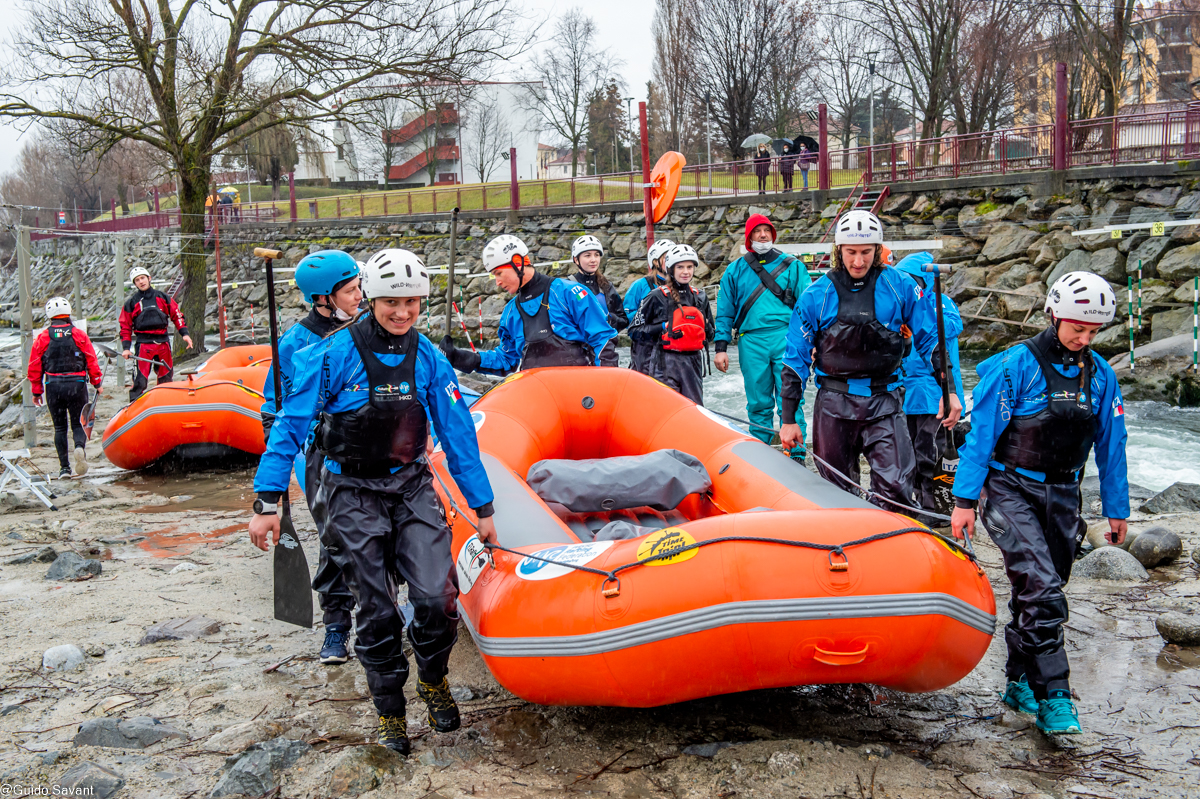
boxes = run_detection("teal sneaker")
[1001,675,1038,714]
[1036,691,1082,735]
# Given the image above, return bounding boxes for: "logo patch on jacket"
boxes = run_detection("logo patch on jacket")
[1113,398,1124,417]
[445,382,461,404]
[570,285,589,300]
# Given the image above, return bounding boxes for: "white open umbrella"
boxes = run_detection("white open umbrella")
[740,133,772,149]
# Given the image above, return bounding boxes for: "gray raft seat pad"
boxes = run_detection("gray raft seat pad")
[526,449,713,514]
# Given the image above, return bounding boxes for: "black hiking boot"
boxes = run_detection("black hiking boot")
[376,713,410,755]
[416,676,461,733]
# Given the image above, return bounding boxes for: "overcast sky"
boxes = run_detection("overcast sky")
[0,0,654,176]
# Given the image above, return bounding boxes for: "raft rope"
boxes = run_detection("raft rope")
[426,461,983,592]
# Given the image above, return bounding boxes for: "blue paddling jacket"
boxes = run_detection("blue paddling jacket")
[623,274,663,323]
[253,324,494,512]
[478,271,616,376]
[781,265,939,407]
[260,308,336,435]
[952,336,1129,519]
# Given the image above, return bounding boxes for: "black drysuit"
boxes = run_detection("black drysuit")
[629,283,714,405]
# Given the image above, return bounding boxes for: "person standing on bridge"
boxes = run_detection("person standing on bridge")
[779,210,959,510]
[951,271,1128,736]
[714,214,811,459]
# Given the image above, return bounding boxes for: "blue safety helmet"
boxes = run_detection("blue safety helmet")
[294,250,360,305]
[894,251,934,287]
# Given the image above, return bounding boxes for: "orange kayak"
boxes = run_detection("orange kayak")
[431,368,996,707]
[102,359,269,470]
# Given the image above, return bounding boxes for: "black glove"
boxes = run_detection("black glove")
[439,335,481,373]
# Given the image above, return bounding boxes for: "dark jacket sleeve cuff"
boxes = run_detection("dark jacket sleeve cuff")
[257,491,283,504]
[121,340,131,351]
[474,502,495,518]
[954,497,977,510]
[178,327,189,337]
[713,340,728,354]
[781,396,800,426]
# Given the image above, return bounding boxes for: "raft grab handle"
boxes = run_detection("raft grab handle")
[813,644,870,666]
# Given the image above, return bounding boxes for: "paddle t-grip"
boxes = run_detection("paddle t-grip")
[923,263,952,274]
[254,248,284,260]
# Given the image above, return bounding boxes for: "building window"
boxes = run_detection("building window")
[336,145,345,161]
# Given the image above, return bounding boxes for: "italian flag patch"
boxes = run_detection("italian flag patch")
[445,383,461,404]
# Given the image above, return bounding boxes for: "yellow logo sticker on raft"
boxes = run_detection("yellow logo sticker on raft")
[637,527,698,566]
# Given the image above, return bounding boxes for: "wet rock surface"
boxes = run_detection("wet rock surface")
[209,736,310,797]
[0,382,1197,798]
[44,551,102,581]
[73,717,187,749]
[137,615,222,646]
[1155,612,1200,646]
[1140,482,1200,514]
[54,761,125,799]
[1072,546,1150,581]
[1127,526,1184,567]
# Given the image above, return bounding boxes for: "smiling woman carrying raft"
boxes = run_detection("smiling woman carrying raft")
[248,249,496,755]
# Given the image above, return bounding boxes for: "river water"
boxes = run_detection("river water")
[4,327,1199,491]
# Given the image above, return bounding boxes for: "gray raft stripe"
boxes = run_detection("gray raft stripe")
[102,402,262,447]
[460,592,996,658]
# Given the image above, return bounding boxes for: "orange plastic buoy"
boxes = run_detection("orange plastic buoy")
[430,367,996,708]
[650,151,686,223]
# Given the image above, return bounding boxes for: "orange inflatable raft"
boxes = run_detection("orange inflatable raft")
[431,367,996,708]
[101,347,270,470]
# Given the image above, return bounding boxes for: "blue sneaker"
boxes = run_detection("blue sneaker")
[1036,691,1082,735]
[1001,675,1038,714]
[320,624,351,665]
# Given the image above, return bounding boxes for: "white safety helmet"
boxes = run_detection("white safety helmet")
[1045,271,1116,325]
[571,235,604,260]
[361,249,429,299]
[129,266,151,283]
[482,235,530,272]
[44,297,71,318]
[647,238,676,269]
[664,244,699,274]
[834,210,884,246]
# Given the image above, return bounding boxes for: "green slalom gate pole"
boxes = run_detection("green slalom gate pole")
[1128,276,1135,372]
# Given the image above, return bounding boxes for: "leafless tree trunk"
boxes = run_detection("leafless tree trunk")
[816,14,874,168]
[1062,0,1138,118]
[1,0,519,355]
[652,0,694,152]
[462,92,512,182]
[524,10,618,177]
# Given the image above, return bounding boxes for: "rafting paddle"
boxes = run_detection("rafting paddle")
[79,356,110,440]
[256,246,314,629]
[924,262,961,521]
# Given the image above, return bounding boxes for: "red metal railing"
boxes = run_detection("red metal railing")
[28,105,1200,242]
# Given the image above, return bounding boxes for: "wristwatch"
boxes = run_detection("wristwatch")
[253,498,278,515]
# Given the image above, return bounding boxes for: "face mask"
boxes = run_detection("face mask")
[332,306,354,322]
[751,241,773,254]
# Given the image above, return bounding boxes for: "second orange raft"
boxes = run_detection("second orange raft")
[432,367,996,708]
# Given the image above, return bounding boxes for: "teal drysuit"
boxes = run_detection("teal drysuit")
[714,249,813,448]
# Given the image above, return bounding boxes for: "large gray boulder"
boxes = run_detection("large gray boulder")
[1139,482,1200,514]
[1127,526,1183,567]
[1088,248,1126,282]
[1156,241,1200,282]
[1072,547,1149,581]
[1156,612,1200,646]
[44,552,102,581]
[1137,186,1183,207]
[979,224,1040,265]
[74,717,187,749]
[1044,249,1091,287]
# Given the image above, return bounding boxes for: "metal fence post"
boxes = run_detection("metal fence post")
[509,147,519,211]
[640,101,654,247]
[1054,62,1067,171]
[288,172,297,221]
[16,226,35,446]
[818,104,830,192]
[114,236,125,393]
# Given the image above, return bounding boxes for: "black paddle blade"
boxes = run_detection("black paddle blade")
[273,507,313,628]
[80,402,96,440]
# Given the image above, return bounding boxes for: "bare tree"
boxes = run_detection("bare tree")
[1062,0,1138,118]
[948,0,1043,136]
[525,10,618,177]
[859,0,966,142]
[461,91,511,182]
[687,0,803,159]
[651,0,694,152]
[816,14,874,164]
[239,108,303,201]
[757,4,820,139]
[351,89,408,189]
[1,0,518,355]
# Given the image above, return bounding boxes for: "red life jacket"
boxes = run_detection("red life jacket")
[660,288,706,352]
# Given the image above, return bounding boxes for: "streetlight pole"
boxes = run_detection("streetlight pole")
[867,52,879,150]
[624,96,635,171]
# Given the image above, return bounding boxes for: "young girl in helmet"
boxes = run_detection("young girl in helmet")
[629,244,715,404]
[439,235,616,374]
[779,209,957,512]
[249,249,496,756]
[259,249,362,667]
[624,238,675,374]
[951,271,1128,736]
[569,235,626,366]
[28,298,103,479]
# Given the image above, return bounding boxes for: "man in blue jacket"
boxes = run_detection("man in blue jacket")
[894,252,965,521]
[779,210,960,511]
[714,213,812,456]
[624,238,674,374]
[951,271,1129,737]
[439,235,616,374]
[260,250,362,666]
[249,249,496,756]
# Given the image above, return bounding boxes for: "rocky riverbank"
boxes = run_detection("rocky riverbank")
[0,367,1198,798]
